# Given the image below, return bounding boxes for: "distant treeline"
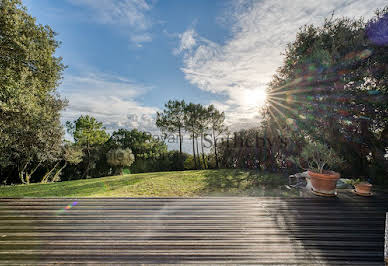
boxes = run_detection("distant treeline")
[156,100,227,169]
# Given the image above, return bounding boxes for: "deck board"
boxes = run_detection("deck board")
[0,195,387,265]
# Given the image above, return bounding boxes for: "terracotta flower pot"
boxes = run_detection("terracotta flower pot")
[354,182,372,194]
[308,170,340,196]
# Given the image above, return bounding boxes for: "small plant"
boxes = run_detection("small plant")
[289,141,344,173]
[346,177,373,195]
[346,177,370,186]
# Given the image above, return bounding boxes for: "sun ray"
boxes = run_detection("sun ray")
[268,78,305,93]
[267,99,291,121]
[266,106,284,132]
[267,97,321,133]
[268,88,317,96]
[267,102,303,132]
[266,98,299,116]
[267,94,307,105]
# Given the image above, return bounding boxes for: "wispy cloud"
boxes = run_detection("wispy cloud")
[67,0,154,45]
[60,72,158,133]
[173,29,197,55]
[178,0,386,130]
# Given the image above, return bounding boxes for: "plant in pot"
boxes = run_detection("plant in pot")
[349,178,373,196]
[289,141,344,196]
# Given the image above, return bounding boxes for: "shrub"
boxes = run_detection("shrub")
[107,148,135,175]
[289,141,344,173]
[184,155,195,170]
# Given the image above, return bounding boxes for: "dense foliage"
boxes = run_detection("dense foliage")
[66,115,110,178]
[0,0,66,184]
[265,7,388,184]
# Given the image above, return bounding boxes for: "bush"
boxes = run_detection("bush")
[107,148,135,175]
[167,150,188,171]
[290,141,344,173]
[184,155,195,170]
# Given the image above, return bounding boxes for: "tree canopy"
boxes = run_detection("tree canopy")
[156,100,186,155]
[107,148,135,175]
[265,6,388,183]
[66,115,109,178]
[0,0,66,184]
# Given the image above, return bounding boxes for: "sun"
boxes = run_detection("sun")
[243,89,267,108]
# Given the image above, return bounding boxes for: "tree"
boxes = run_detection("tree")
[109,129,167,160]
[166,150,189,171]
[107,148,135,175]
[216,128,262,169]
[184,103,202,169]
[208,105,227,168]
[109,129,168,173]
[0,0,66,184]
[156,100,186,157]
[41,143,83,183]
[267,7,388,184]
[155,100,226,170]
[197,104,210,169]
[289,141,344,174]
[66,115,109,178]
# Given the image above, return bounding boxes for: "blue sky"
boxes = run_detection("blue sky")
[24,0,386,150]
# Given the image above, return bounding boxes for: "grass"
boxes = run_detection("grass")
[0,169,297,198]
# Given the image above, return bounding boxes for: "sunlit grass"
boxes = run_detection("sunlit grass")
[0,169,296,198]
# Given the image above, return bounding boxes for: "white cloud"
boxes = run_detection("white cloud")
[60,72,159,133]
[178,0,386,130]
[67,0,154,45]
[174,29,197,55]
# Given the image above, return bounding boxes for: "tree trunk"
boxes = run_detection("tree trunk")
[18,161,41,185]
[192,132,197,169]
[178,126,182,156]
[24,162,41,185]
[178,126,184,170]
[19,172,26,184]
[200,133,207,169]
[195,136,201,169]
[18,160,30,184]
[213,130,219,169]
[41,162,60,183]
[52,162,67,182]
[83,142,91,179]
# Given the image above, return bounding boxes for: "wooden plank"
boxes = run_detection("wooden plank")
[0,197,386,265]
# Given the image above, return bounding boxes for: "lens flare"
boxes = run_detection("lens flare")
[366,14,388,46]
[56,201,78,215]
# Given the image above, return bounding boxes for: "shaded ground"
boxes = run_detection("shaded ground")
[0,196,386,265]
[0,169,297,197]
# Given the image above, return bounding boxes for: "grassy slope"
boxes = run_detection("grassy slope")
[0,169,294,198]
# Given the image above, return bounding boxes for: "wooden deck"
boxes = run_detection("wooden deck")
[0,194,387,265]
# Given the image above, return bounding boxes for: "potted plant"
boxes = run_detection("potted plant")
[290,141,344,196]
[349,178,373,196]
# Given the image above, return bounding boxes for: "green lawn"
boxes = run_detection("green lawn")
[0,169,296,197]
